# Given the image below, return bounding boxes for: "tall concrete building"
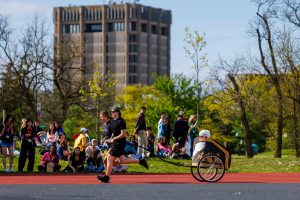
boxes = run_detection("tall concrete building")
[53,2,171,92]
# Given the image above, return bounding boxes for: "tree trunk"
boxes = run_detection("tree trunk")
[228,74,253,158]
[292,94,300,157]
[274,83,283,158]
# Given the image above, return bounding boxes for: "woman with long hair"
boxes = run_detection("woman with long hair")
[157,136,172,157]
[64,147,85,173]
[0,114,15,172]
[46,123,58,147]
[188,115,198,156]
[18,118,37,172]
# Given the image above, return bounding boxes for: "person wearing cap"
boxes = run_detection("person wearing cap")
[134,106,147,158]
[192,129,211,163]
[74,127,88,158]
[97,106,149,183]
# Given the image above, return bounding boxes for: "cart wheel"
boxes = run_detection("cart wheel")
[190,165,203,182]
[197,154,225,182]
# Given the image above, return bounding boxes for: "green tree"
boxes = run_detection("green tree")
[154,74,202,119]
[79,69,117,140]
[116,84,178,134]
[184,28,208,122]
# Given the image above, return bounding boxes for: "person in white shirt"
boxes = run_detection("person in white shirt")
[192,130,211,163]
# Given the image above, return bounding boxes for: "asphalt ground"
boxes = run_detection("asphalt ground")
[0,173,300,200]
[1,183,300,200]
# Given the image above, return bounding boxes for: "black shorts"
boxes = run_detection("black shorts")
[109,141,126,157]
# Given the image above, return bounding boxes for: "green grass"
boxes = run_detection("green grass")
[0,148,299,173]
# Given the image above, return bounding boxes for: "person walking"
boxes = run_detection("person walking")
[0,114,15,172]
[134,106,147,158]
[97,107,149,183]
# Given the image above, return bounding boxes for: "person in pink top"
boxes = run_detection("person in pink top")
[157,136,172,157]
[38,145,61,172]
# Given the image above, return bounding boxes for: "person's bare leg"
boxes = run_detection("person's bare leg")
[8,146,13,170]
[2,147,7,170]
[106,154,117,176]
[103,155,107,170]
[118,155,139,164]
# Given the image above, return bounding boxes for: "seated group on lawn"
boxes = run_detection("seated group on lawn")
[0,108,203,173]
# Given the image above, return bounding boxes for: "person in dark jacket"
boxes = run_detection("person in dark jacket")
[18,118,37,172]
[134,106,147,158]
[173,115,189,149]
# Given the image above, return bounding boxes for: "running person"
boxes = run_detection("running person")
[97,107,149,183]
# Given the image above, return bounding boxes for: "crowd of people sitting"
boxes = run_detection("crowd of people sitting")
[0,107,203,173]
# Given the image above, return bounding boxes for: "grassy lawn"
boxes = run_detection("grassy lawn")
[0,149,299,173]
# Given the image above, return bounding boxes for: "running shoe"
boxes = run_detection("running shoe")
[139,158,149,169]
[97,175,110,183]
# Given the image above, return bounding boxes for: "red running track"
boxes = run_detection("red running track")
[0,173,300,184]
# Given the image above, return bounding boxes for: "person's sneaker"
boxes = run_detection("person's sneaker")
[9,168,15,173]
[139,158,149,169]
[3,169,8,172]
[97,175,110,183]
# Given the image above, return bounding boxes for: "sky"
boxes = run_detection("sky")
[0,0,258,78]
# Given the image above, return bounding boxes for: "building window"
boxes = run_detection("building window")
[141,23,147,32]
[107,22,125,32]
[129,55,137,63]
[129,22,136,31]
[62,24,80,34]
[129,44,137,52]
[152,25,157,34]
[151,10,160,22]
[141,6,148,20]
[129,34,137,42]
[129,65,137,73]
[129,75,137,84]
[161,27,168,36]
[85,23,102,32]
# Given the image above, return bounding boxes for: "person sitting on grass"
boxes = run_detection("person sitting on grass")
[45,123,58,148]
[170,140,190,160]
[157,136,171,157]
[85,149,104,173]
[64,147,85,173]
[57,137,71,161]
[124,134,138,156]
[38,145,61,172]
[85,139,101,158]
[146,127,155,158]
